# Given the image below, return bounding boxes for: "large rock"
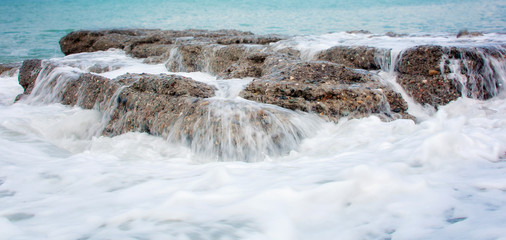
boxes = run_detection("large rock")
[316,46,390,70]
[0,63,21,76]
[16,60,318,161]
[59,30,506,109]
[17,30,506,160]
[165,43,273,79]
[240,61,409,121]
[60,29,283,57]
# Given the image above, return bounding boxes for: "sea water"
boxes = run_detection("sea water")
[2,0,506,239]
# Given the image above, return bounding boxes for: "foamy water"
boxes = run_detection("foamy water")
[1,33,506,239]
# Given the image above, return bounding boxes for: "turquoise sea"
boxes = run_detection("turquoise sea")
[1,0,505,63]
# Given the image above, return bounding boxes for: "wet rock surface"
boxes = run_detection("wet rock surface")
[18,59,43,96]
[60,29,283,57]
[396,45,505,106]
[240,61,409,121]
[55,29,506,112]
[14,29,505,160]
[16,60,316,161]
[59,30,505,109]
[316,46,389,70]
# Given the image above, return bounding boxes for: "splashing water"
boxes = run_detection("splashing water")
[16,50,323,162]
[1,33,506,239]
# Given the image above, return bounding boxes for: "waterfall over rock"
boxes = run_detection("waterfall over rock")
[14,29,506,161]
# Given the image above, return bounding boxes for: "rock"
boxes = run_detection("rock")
[17,29,506,159]
[17,61,317,161]
[215,34,286,45]
[60,29,281,57]
[57,28,505,111]
[385,32,408,37]
[240,61,409,121]
[165,43,273,79]
[457,29,483,38]
[316,46,390,70]
[60,73,120,109]
[396,45,505,106]
[0,63,21,76]
[397,74,461,106]
[59,30,143,55]
[396,45,444,75]
[428,69,440,75]
[102,73,217,137]
[165,43,205,72]
[346,30,372,34]
[60,29,287,79]
[211,45,269,78]
[18,59,43,96]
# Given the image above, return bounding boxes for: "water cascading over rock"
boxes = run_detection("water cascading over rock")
[14,29,506,161]
[16,57,321,161]
[316,44,506,107]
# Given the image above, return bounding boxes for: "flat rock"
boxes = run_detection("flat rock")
[240,61,409,121]
[316,46,390,70]
[396,45,505,106]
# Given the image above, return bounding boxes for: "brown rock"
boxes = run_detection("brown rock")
[396,45,444,76]
[457,30,483,38]
[240,61,410,121]
[0,63,21,76]
[17,61,316,161]
[397,74,461,106]
[397,45,505,106]
[18,59,43,95]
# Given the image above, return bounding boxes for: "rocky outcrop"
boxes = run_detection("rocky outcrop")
[60,29,286,78]
[14,29,505,160]
[17,60,318,161]
[60,29,283,59]
[58,29,505,109]
[240,61,409,121]
[0,63,20,76]
[18,59,42,96]
[313,44,505,107]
